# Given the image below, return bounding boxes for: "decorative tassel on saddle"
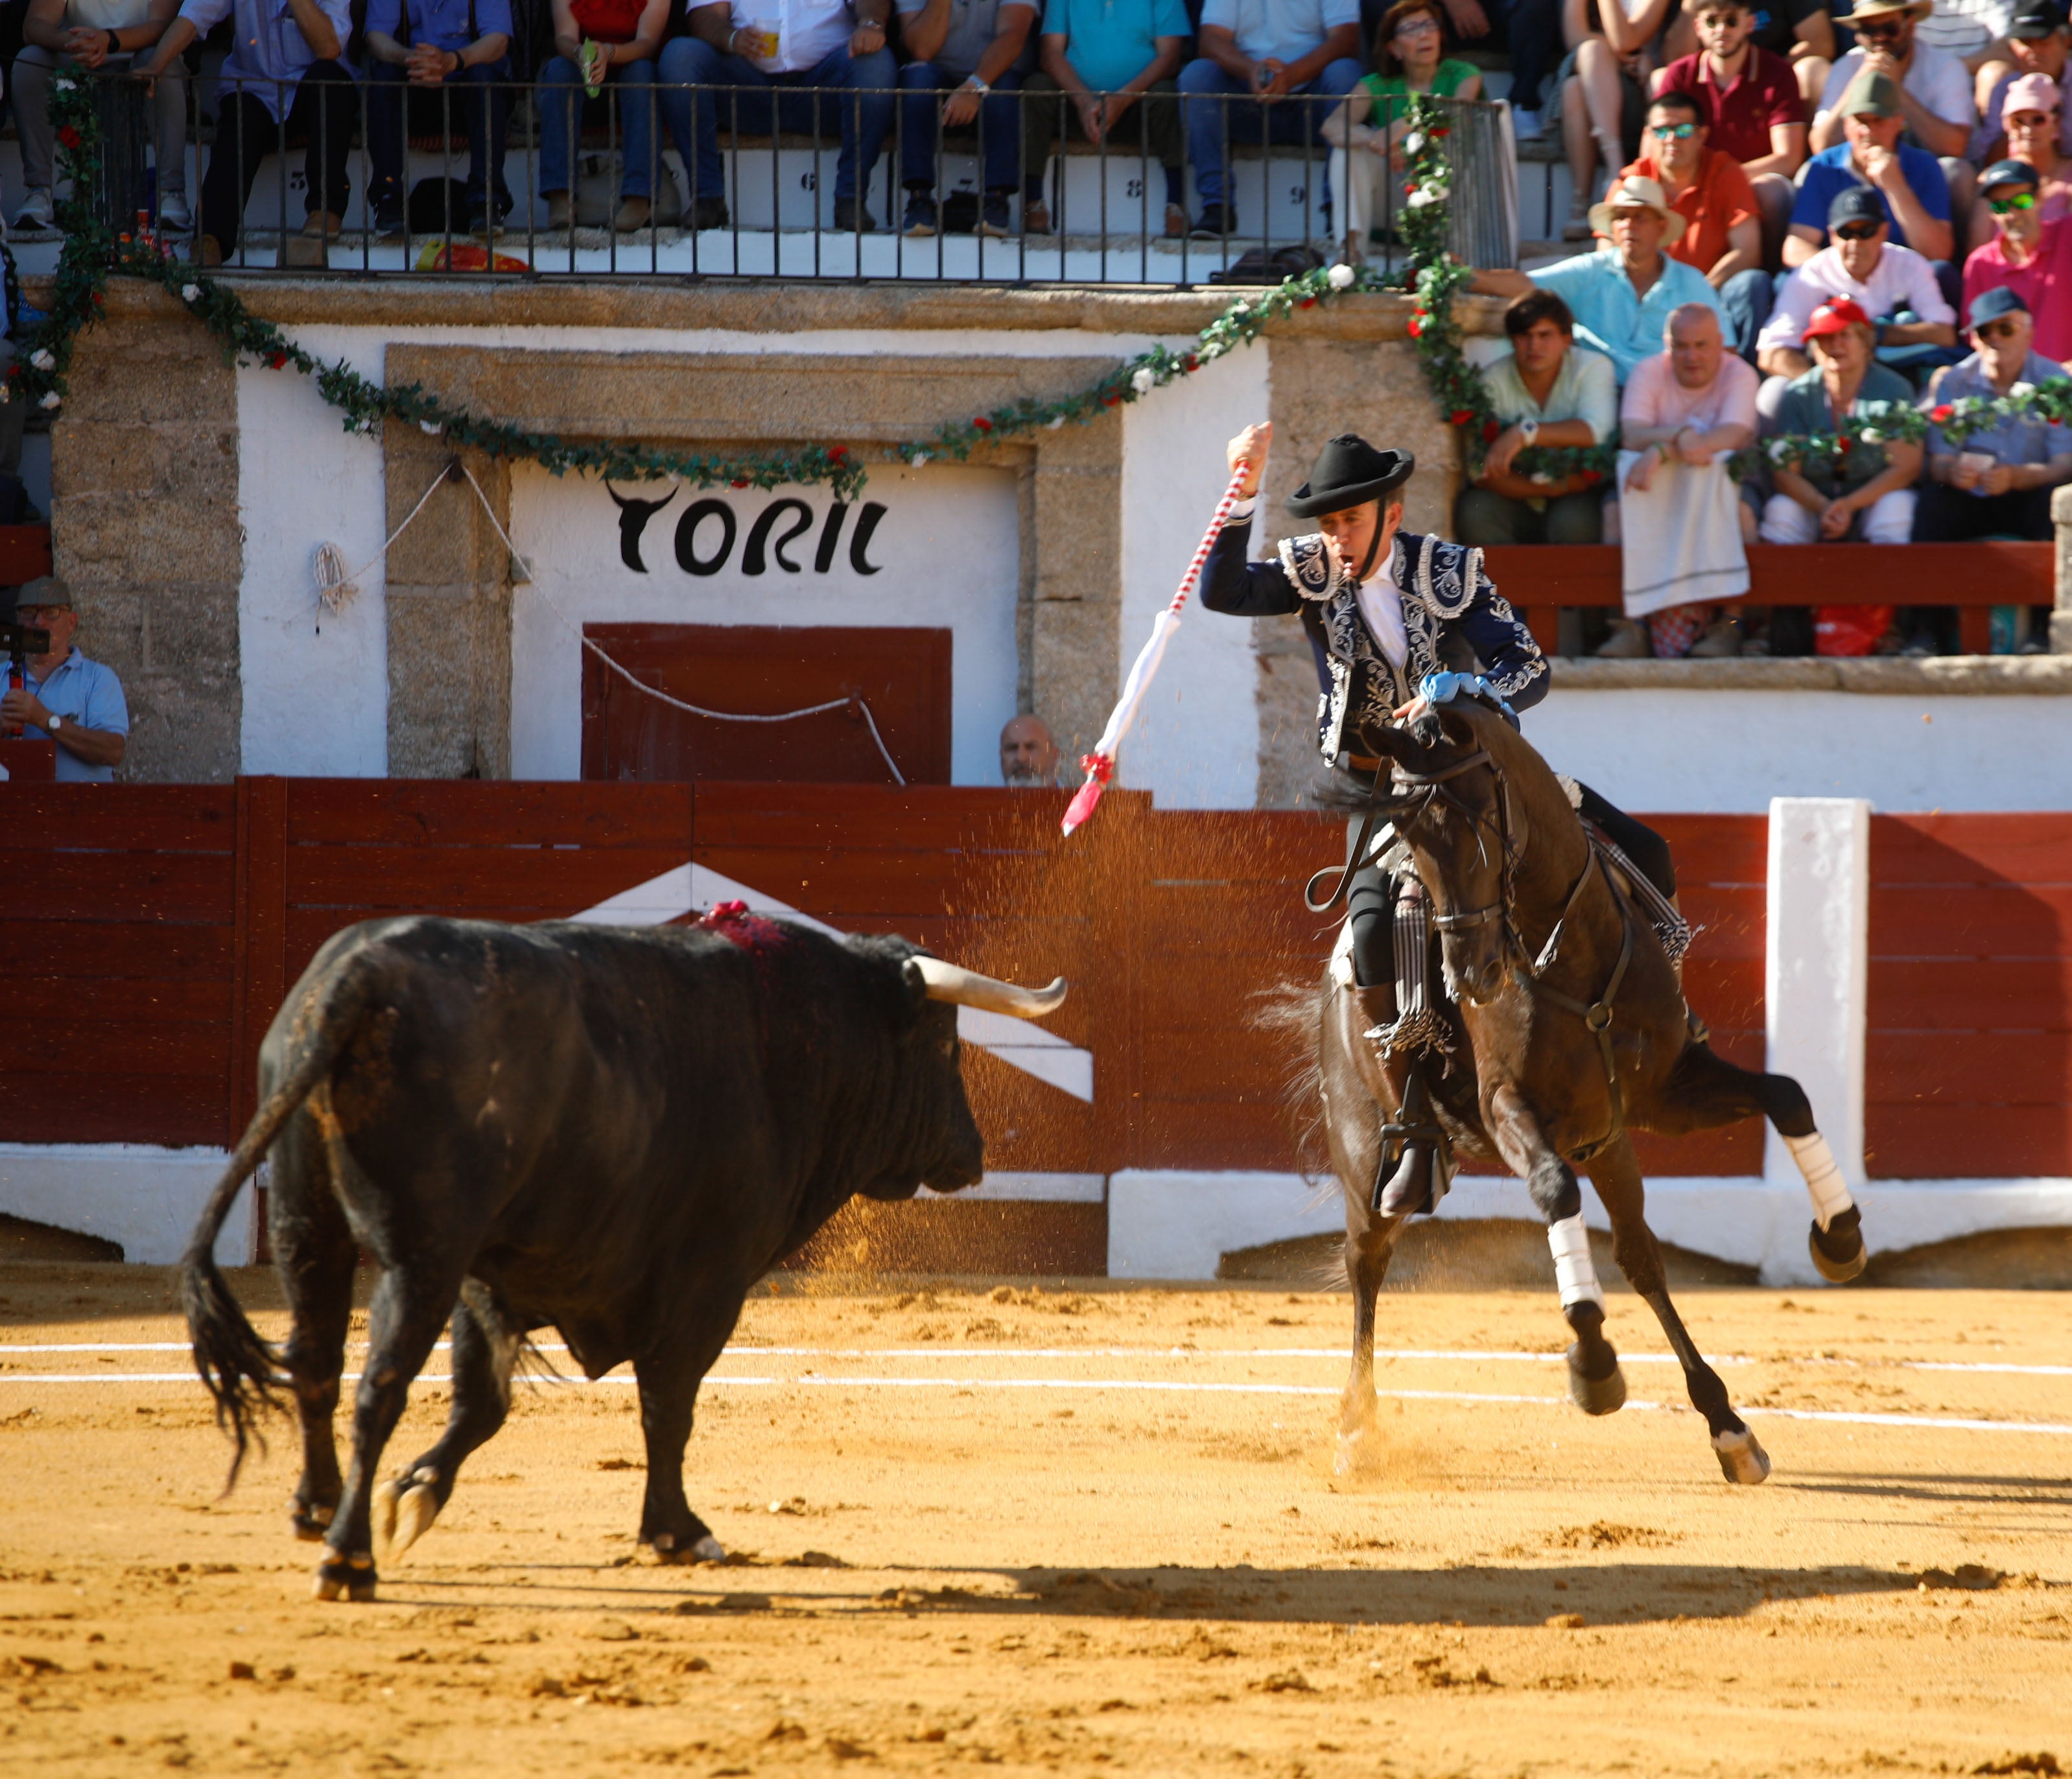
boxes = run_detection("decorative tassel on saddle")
[1586,829,1695,969]
[1361,880,1455,1065]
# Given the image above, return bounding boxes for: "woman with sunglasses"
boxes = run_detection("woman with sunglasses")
[1981,74,2072,228]
[1321,0,1481,262]
[1962,156,2072,359]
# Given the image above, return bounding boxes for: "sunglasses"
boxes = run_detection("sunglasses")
[1391,16,1441,33]
[1989,189,2040,213]
[1977,317,2025,339]
[1649,119,1699,137]
[1855,18,1907,36]
[1833,219,1883,239]
[2007,111,2060,126]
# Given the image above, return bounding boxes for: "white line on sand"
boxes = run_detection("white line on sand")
[5,1341,2067,1378]
[3,1369,2069,1438]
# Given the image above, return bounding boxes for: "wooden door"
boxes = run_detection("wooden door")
[580,623,953,784]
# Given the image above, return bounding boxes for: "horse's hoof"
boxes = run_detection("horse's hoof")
[1566,1345,1627,1417]
[643,1529,724,1566]
[388,1483,441,1562]
[690,1534,727,1564]
[370,1479,401,1560]
[1713,1426,1771,1485]
[1334,1426,1377,1477]
[1809,1212,1868,1284]
[288,1498,335,1543]
[312,1553,377,1603]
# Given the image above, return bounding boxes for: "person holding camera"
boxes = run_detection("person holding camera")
[1,579,128,783]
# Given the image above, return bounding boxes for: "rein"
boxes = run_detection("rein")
[1390,738,1641,1153]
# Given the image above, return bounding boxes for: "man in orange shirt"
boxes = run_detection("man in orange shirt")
[1622,88,1771,360]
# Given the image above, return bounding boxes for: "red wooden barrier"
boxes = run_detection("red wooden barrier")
[1482,542,2051,659]
[49,781,2072,1186]
[1866,814,2072,1178]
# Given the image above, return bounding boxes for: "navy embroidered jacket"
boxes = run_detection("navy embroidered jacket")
[1201,515,1549,763]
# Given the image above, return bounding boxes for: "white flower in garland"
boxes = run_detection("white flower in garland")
[1130,366,1156,395]
[1047,415,1065,430]
[29,349,54,371]
[1403,131,1425,156]
[40,392,61,411]
[1859,427,1882,443]
[911,450,930,467]
[181,283,200,303]
[2012,381,2036,401]
[1328,263,1356,290]
[419,420,442,436]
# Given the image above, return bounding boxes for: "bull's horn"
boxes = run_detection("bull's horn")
[912,958,1068,1020]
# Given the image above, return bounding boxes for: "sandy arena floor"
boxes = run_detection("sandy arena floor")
[1,1264,2069,1778]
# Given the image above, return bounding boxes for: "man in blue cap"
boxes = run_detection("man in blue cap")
[1915,286,2072,544]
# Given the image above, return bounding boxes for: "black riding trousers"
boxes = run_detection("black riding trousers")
[1343,784,1676,990]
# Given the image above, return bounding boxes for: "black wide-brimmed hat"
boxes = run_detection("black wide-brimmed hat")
[1286,434,1415,517]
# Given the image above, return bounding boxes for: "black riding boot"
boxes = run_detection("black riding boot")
[1373,1054,1442,1218]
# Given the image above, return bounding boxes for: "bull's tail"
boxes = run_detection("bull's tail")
[181,954,375,1487]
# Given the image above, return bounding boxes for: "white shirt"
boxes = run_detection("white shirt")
[1198,0,1356,68]
[1229,495,1409,667]
[1913,0,2013,61]
[1756,239,1955,355]
[728,0,858,72]
[1818,40,1976,128]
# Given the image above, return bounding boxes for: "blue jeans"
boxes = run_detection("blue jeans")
[1177,55,1362,209]
[657,36,897,207]
[538,55,661,198]
[366,60,514,207]
[1719,268,1771,364]
[899,60,1024,192]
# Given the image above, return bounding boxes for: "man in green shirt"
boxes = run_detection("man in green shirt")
[1455,289,1621,543]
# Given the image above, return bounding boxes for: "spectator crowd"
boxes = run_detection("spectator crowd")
[1446,0,2072,655]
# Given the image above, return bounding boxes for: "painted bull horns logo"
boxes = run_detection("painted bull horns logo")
[605,482,886,578]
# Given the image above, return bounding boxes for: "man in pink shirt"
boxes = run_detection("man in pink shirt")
[1963,157,2072,362]
[1602,302,1761,657]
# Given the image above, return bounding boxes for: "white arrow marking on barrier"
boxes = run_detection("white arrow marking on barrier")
[566,861,1094,1103]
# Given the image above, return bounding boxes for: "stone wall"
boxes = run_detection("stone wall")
[49,290,241,783]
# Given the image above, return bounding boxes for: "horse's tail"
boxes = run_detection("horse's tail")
[1251,973,1332,1183]
[182,952,378,1487]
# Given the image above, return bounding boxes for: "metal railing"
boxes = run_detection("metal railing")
[56,72,1519,285]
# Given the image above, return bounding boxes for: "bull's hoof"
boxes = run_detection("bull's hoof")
[288,1498,335,1543]
[312,1552,377,1603]
[1809,1209,1868,1284]
[1712,1426,1771,1485]
[642,1530,725,1566]
[1566,1343,1627,1417]
[373,1468,442,1564]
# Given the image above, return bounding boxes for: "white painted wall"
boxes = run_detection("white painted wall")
[0,1144,251,1267]
[1530,689,2072,813]
[1117,349,1271,809]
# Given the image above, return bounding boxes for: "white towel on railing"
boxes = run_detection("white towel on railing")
[1616,453,1750,619]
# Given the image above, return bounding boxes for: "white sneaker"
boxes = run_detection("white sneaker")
[158,192,193,233]
[1512,105,1543,139]
[12,187,54,231]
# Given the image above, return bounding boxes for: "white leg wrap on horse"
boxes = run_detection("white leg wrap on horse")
[1784,1130,1854,1230]
[1547,1214,1604,1310]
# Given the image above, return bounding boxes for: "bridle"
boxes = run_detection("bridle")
[1378,735,1642,1153]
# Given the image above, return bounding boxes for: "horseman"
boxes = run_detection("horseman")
[1201,423,1678,1218]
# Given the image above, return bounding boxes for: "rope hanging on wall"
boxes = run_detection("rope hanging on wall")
[322,456,910,786]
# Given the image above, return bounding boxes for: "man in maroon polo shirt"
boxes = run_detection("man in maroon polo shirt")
[1655,0,1809,262]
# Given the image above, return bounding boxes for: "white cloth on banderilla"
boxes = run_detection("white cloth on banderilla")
[1616,452,1750,620]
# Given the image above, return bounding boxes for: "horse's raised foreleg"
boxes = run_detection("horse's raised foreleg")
[1584,1137,1769,1484]
[1649,1044,1866,1282]
[1485,1084,1625,1416]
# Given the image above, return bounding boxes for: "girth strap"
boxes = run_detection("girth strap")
[1523,853,1637,1151]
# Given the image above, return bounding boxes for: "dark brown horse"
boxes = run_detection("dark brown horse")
[1308,699,1866,1485]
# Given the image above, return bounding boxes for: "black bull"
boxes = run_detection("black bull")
[181,910,1065,1603]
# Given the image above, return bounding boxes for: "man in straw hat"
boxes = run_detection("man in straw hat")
[1471,173,1723,383]
[1812,0,1972,161]
[1199,425,1678,1217]
[1792,64,1957,272]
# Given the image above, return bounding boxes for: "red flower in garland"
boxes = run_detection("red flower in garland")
[1929,403,1955,423]
[1579,469,1603,486]
[1407,313,1425,338]
[731,478,750,488]
[1450,408,1474,427]
[1298,296,1317,309]
[828,444,849,463]
[1183,353,1199,371]
[1835,436,1853,453]
[1431,126,1450,138]
[56,125,80,149]
[1482,418,1501,443]
[973,416,994,431]
[268,351,287,370]
[1101,392,1120,406]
